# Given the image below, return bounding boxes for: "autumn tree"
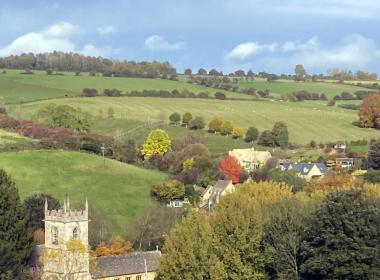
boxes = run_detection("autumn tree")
[219,155,242,184]
[158,212,217,280]
[93,236,133,257]
[208,117,223,133]
[0,169,33,277]
[141,129,171,159]
[151,180,185,203]
[221,121,233,135]
[245,126,259,143]
[358,94,380,128]
[232,127,244,139]
[189,116,205,130]
[169,112,181,125]
[258,130,275,146]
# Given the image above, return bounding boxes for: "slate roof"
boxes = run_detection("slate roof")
[92,251,161,278]
[284,163,327,176]
[200,180,232,212]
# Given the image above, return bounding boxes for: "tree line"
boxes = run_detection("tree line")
[0,52,176,78]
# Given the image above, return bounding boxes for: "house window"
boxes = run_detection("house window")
[73,227,79,240]
[136,275,142,280]
[51,226,58,245]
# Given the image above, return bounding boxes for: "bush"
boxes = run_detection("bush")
[364,169,380,183]
[232,127,244,139]
[151,180,185,203]
[221,121,233,135]
[103,88,122,97]
[214,92,226,100]
[189,117,205,130]
[245,127,259,143]
[82,88,98,97]
[169,112,181,125]
[258,130,275,146]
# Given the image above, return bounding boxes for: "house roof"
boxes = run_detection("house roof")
[200,180,232,211]
[285,163,327,176]
[229,148,271,164]
[92,251,161,278]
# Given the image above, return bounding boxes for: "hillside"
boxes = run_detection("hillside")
[237,78,364,99]
[0,70,252,103]
[12,96,379,145]
[0,150,166,235]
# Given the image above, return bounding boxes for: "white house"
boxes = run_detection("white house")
[200,180,235,211]
[229,147,272,172]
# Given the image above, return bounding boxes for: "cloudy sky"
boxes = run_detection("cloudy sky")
[1,0,380,74]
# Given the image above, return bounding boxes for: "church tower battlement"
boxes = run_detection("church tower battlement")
[42,197,92,280]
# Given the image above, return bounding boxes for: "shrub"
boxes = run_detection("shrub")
[189,117,205,130]
[220,121,233,135]
[82,88,98,97]
[232,127,244,139]
[245,127,259,142]
[151,180,185,203]
[214,92,226,100]
[258,130,275,146]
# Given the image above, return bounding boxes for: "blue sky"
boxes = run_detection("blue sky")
[1,0,380,74]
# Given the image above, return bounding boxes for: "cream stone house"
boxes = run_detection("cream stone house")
[41,198,160,280]
[200,180,235,211]
[229,147,272,172]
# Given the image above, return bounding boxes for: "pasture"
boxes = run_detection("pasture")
[9,96,380,145]
[0,70,252,103]
[0,150,166,235]
[238,78,364,99]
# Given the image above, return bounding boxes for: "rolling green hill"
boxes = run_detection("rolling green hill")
[0,70,252,103]
[10,96,379,145]
[0,150,166,235]
[238,78,364,99]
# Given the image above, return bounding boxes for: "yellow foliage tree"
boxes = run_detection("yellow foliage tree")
[232,127,245,139]
[93,236,133,257]
[141,128,171,159]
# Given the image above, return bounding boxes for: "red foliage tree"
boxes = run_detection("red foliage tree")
[219,155,242,184]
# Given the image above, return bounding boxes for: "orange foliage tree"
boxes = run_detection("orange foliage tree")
[358,94,380,128]
[93,236,133,257]
[304,174,356,194]
[219,155,242,184]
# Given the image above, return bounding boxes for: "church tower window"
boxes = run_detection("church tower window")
[52,226,58,245]
[73,227,79,240]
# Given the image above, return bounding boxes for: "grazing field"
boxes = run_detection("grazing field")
[238,78,364,99]
[0,150,166,235]
[10,96,380,145]
[0,70,252,103]
[0,129,34,147]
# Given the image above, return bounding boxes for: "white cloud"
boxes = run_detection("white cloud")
[144,35,185,51]
[226,34,380,73]
[0,22,79,56]
[0,22,117,57]
[97,25,117,35]
[226,42,276,60]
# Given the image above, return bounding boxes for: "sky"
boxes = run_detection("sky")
[1,0,380,74]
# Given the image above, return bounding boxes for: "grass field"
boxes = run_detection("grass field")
[0,70,252,103]
[10,96,380,145]
[0,150,166,236]
[237,78,364,99]
[0,129,34,147]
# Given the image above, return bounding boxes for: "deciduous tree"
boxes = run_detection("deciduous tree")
[141,129,171,159]
[169,112,181,125]
[358,94,380,128]
[219,155,242,184]
[367,140,380,169]
[272,122,289,147]
[208,117,223,133]
[245,127,259,143]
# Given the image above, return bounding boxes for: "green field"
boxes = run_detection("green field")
[0,129,35,148]
[238,78,364,99]
[0,70,252,103]
[9,96,380,145]
[0,150,166,236]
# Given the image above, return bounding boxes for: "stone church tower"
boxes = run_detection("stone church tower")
[42,198,92,280]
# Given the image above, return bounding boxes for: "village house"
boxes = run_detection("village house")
[281,162,328,181]
[229,147,272,172]
[333,141,346,151]
[199,180,235,211]
[335,158,354,169]
[40,198,160,280]
[166,197,190,208]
